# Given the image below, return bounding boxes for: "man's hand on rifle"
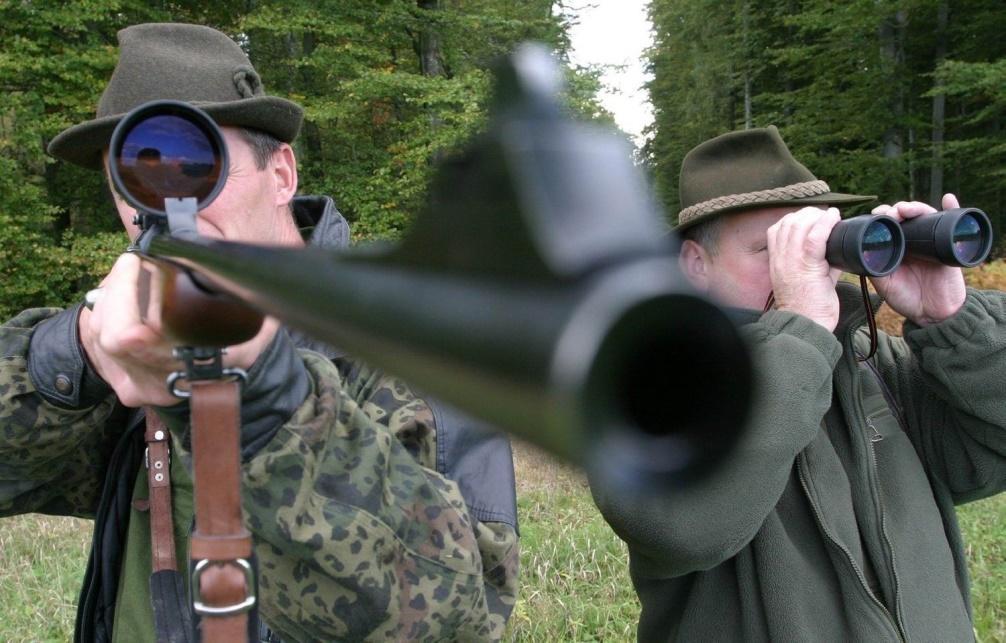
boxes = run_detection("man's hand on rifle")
[80,253,279,407]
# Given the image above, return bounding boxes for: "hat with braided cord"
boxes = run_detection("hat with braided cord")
[675,126,874,230]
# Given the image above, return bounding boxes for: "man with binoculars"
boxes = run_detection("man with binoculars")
[591,126,1006,641]
[0,23,518,643]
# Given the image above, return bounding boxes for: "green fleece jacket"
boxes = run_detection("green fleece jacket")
[591,284,1006,642]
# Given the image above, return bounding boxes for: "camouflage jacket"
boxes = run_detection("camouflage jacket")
[0,197,519,642]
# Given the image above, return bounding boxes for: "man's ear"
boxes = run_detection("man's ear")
[271,143,298,207]
[678,238,711,291]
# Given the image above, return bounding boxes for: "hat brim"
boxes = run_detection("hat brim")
[674,191,876,231]
[48,96,304,170]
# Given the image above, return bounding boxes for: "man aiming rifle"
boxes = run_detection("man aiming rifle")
[0,23,519,642]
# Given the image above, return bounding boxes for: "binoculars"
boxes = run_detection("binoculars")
[826,208,994,277]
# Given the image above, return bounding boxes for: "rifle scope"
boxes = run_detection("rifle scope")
[109,100,228,218]
[109,81,753,493]
[826,209,993,276]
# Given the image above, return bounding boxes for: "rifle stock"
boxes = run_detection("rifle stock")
[122,44,753,492]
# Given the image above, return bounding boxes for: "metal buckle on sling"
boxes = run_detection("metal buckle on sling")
[166,346,247,399]
[143,446,170,471]
[191,558,257,616]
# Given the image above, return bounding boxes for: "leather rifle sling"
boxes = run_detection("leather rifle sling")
[145,411,177,572]
[189,378,254,642]
[144,410,196,643]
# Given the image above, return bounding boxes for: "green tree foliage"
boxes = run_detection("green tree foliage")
[0,0,606,317]
[645,0,1006,254]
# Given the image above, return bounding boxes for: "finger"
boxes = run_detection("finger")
[871,203,894,216]
[828,266,843,286]
[93,254,162,357]
[893,200,937,221]
[767,219,787,287]
[805,208,841,266]
[783,208,827,264]
[942,193,960,210]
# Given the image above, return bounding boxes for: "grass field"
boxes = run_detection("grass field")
[0,443,1002,642]
[1,263,1004,642]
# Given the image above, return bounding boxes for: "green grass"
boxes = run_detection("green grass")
[0,514,92,643]
[1,449,1002,642]
[958,494,1006,642]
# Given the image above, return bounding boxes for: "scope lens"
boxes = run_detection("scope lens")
[862,220,896,274]
[951,214,985,264]
[114,113,223,211]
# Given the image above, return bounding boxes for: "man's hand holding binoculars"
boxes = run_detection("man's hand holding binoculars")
[767,206,844,333]
[767,192,984,332]
[869,193,967,327]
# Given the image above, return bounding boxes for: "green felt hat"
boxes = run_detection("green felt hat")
[675,126,875,230]
[48,23,303,169]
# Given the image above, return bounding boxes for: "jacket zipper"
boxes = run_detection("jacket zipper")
[864,416,909,641]
[796,454,905,643]
[862,358,909,435]
[857,355,909,640]
[867,416,884,442]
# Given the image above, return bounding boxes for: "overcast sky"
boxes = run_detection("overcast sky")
[566,1,655,148]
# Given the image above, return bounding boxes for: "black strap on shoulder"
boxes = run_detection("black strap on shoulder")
[150,570,195,643]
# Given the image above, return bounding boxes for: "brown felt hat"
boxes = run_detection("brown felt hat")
[674,126,875,230]
[48,23,303,169]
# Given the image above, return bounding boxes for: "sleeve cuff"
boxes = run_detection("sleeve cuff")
[904,288,1006,351]
[753,309,844,367]
[27,303,112,409]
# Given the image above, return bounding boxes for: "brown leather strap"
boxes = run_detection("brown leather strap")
[189,378,253,642]
[145,410,178,573]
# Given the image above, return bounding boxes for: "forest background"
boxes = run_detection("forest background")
[0,0,1003,640]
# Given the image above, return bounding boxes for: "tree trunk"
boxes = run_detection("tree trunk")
[879,10,907,161]
[418,0,445,78]
[929,0,948,207]
[300,30,323,165]
[742,0,752,129]
[415,0,446,163]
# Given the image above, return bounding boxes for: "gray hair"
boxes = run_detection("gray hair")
[238,127,284,170]
[680,216,725,257]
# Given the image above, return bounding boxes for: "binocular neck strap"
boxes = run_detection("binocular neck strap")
[762,291,776,313]
[857,275,879,362]
[763,279,879,361]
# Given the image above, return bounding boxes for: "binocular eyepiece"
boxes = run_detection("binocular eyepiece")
[826,208,994,277]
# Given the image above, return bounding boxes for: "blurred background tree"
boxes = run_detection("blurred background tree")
[644,0,1006,255]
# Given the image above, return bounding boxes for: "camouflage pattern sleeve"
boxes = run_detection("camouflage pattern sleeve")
[473,519,520,637]
[241,350,499,642]
[0,308,123,518]
[334,358,521,637]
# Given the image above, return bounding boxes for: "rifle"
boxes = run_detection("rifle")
[106,44,752,639]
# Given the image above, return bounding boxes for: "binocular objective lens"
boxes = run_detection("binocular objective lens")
[861,220,896,275]
[951,214,984,264]
[116,114,222,210]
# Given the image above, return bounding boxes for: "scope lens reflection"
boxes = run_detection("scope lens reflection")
[951,214,984,264]
[862,220,896,274]
[115,114,222,211]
